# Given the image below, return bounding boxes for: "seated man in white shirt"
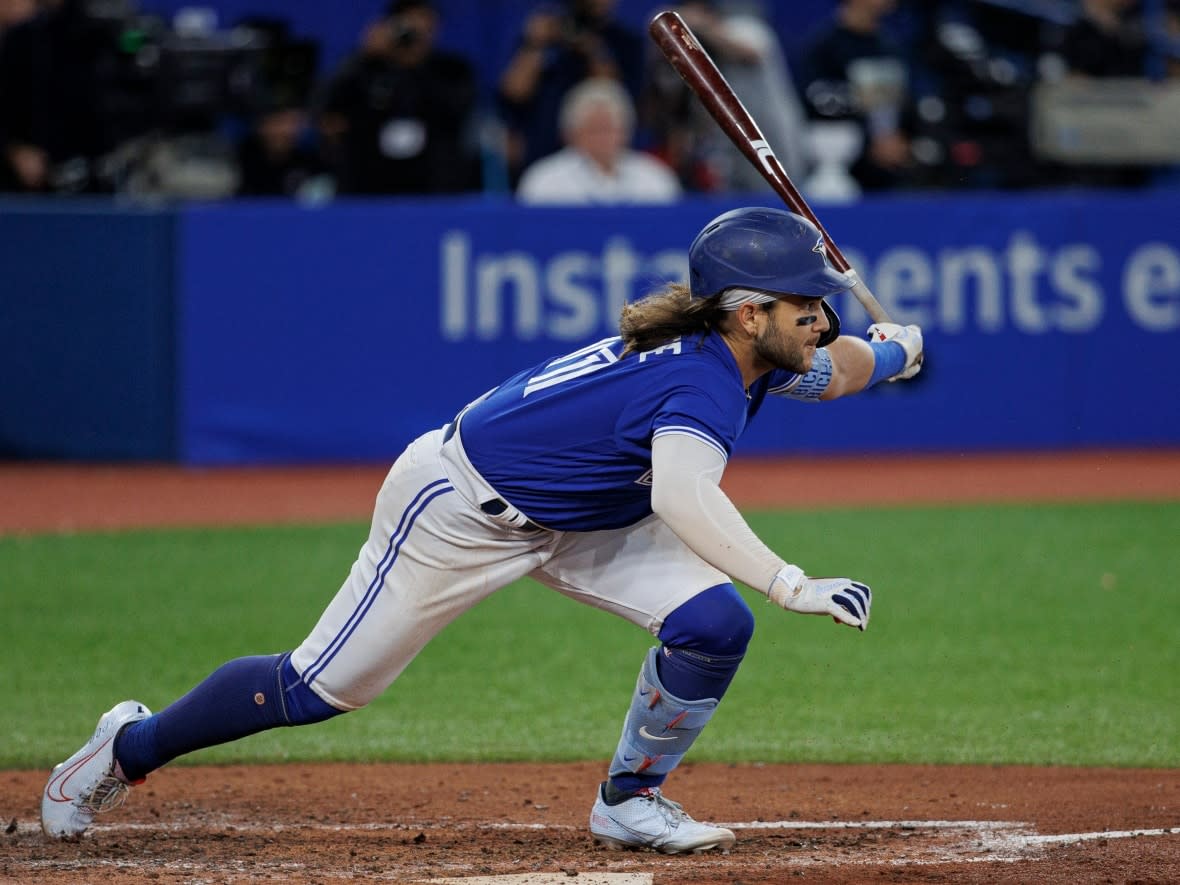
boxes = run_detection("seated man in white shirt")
[515,76,682,204]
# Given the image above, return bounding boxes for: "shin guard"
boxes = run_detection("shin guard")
[608,647,717,781]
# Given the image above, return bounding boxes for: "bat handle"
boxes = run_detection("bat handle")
[848,275,893,326]
[851,274,925,372]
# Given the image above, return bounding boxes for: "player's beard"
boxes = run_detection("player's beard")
[753,309,813,375]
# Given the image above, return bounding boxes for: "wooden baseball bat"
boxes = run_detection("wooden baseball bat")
[648,10,893,325]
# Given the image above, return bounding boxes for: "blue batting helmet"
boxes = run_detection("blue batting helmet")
[688,207,854,300]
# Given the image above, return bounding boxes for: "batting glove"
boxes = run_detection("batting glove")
[768,564,873,631]
[866,322,923,381]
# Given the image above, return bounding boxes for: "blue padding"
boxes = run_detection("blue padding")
[658,583,754,657]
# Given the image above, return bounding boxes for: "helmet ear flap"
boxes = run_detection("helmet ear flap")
[817,300,841,348]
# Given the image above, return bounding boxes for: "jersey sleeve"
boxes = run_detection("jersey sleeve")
[648,383,743,461]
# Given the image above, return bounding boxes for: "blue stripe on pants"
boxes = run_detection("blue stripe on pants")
[301,478,453,688]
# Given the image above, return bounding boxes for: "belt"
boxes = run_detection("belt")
[441,420,544,533]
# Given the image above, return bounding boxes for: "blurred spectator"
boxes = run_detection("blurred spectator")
[643,0,809,193]
[0,0,130,193]
[1037,0,1155,187]
[1169,1,1180,78]
[0,0,34,34]
[497,0,645,186]
[1058,0,1148,77]
[316,0,480,195]
[904,1,1046,190]
[233,17,330,199]
[0,0,36,190]
[236,104,332,199]
[515,76,681,204]
[0,1,279,197]
[797,0,914,192]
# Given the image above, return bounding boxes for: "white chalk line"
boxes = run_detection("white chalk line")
[75,817,1178,842]
[13,817,1178,874]
[718,818,1026,830]
[71,817,1031,834]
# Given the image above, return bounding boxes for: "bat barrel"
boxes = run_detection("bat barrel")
[647,12,857,276]
[649,11,898,326]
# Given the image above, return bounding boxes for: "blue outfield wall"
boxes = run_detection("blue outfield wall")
[176,193,1180,465]
[0,200,176,460]
[3,194,1177,464]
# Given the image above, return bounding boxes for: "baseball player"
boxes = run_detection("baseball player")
[42,207,923,854]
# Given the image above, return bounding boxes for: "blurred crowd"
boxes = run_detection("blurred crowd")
[1,0,1178,202]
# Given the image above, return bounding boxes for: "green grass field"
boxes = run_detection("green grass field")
[3,501,1177,770]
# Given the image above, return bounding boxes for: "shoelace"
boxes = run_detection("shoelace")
[636,788,688,828]
[79,776,131,815]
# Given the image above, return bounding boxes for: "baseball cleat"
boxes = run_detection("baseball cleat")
[41,700,152,839]
[589,782,735,854]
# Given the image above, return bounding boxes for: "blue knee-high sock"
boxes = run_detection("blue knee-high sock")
[608,584,754,798]
[114,652,342,781]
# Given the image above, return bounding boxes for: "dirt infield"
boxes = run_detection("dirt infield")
[3,452,1179,883]
[4,763,1178,883]
[3,449,1180,535]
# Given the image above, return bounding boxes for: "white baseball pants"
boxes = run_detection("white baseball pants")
[290,426,727,710]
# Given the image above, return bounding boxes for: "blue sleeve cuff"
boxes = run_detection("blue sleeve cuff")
[867,340,907,387]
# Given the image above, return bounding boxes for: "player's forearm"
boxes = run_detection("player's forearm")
[818,336,875,399]
[650,434,786,593]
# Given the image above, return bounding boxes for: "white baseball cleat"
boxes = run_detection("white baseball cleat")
[589,783,736,854]
[41,700,152,839]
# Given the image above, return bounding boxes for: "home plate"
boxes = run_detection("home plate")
[418,875,652,885]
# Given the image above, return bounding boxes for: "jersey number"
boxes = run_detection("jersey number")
[522,337,620,397]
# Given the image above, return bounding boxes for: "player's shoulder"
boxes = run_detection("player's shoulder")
[625,334,744,403]
[625,331,724,359]
[622,334,721,375]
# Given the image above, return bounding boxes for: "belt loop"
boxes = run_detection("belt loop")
[480,499,542,532]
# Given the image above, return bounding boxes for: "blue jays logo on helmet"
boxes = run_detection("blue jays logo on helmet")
[688,207,854,300]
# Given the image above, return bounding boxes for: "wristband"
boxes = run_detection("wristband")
[867,340,906,387]
[768,563,805,607]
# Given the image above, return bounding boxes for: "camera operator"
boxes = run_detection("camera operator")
[315,0,480,195]
[497,0,644,186]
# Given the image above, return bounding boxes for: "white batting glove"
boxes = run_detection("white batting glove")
[768,564,873,631]
[867,322,923,381]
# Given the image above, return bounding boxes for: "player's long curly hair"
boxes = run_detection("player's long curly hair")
[619,284,730,355]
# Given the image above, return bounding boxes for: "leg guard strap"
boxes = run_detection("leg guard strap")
[608,647,717,779]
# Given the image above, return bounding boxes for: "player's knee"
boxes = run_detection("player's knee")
[659,583,755,657]
[714,593,756,656]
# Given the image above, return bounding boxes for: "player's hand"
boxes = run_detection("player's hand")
[768,565,872,631]
[866,322,923,381]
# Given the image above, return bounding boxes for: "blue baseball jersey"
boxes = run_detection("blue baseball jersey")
[458,331,809,532]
